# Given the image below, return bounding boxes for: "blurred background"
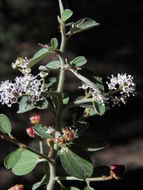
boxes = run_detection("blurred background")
[0,0,143,189]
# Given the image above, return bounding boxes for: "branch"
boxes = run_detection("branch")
[67,98,94,108]
[0,133,53,164]
[55,176,113,182]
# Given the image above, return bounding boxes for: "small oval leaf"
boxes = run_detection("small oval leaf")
[12,149,40,176]
[70,56,87,67]
[4,149,22,169]
[61,9,73,22]
[46,60,61,70]
[0,114,11,134]
[28,48,49,68]
[51,38,58,49]
[60,145,93,179]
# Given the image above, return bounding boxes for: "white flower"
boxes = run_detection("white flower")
[0,80,18,107]
[61,147,68,154]
[92,90,105,105]
[15,74,43,103]
[12,57,29,70]
[107,73,136,96]
[80,82,105,105]
[107,73,136,106]
[0,74,46,107]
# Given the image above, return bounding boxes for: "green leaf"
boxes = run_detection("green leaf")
[12,149,40,176]
[94,76,104,92]
[70,18,99,35]
[4,149,22,169]
[46,60,61,70]
[70,56,87,67]
[36,97,48,110]
[51,38,58,49]
[32,175,47,190]
[74,135,109,152]
[84,187,95,190]
[62,93,70,105]
[17,96,35,114]
[33,124,52,139]
[70,68,103,94]
[93,101,106,116]
[60,145,93,179]
[61,9,73,22]
[63,97,70,105]
[28,48,49,68]
[46,77,57,88]
[0,114,11,134]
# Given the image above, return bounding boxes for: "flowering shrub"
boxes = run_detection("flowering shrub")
[0,0,136,190]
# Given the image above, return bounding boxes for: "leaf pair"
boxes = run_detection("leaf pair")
[4,148,42,176]
[46,56,87,70]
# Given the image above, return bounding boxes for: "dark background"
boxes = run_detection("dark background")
[0,0,143,189]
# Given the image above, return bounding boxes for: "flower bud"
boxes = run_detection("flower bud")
[30,114,41,124]
[8,184,24,190]
[26,127,36,138]
[110,164,125,179]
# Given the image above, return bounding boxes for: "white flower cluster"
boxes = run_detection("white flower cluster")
[80,83,105,105]
[0,74,44,107]
[107,73,136,106]
[11,57,31,74]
